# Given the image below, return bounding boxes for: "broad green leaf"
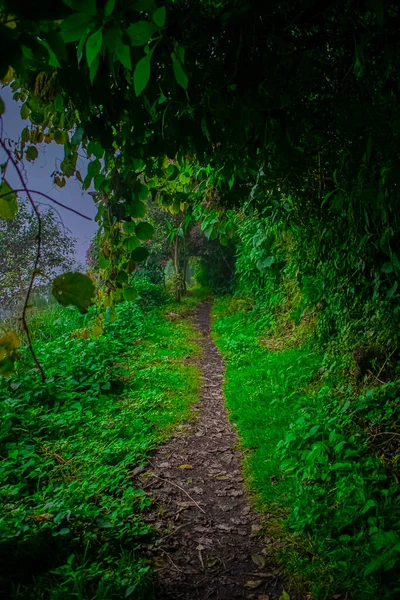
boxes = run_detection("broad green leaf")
[279,593,290,600]
[128,201,146,218]
[89,54,100,83]
[86,28,103,68]
[99,252,110,268]
[26,146,38,162]
[123,221,136,234]
[60,12,94,43]
[135,221,154,240]
[0,181,18,219]
[127,21,157,46]
[171,53,188,90]
[20,103,29,119]
[0,96,4,115]
[87,141,104,159]
[52,272,95,313]
[87,159,101,178]
[138,184,149,201]
[123,236,141,251]
[105,0,116,17]
[152,6,166,27]
[71,127,84,145]
[134,53,151,96]
[116,43,132,70]
[122,287,138,302]
[39,39,61,67]
[54,95,64,112]
[54,130,66,144]
[131,246,149,262]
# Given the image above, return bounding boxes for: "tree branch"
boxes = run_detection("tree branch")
[0,188,92,221]
[0,140,46,382]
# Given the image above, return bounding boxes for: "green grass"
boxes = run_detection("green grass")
[0,294,201,599]
[212,296,400,600]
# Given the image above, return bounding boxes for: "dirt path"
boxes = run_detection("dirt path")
[139,302,284,600]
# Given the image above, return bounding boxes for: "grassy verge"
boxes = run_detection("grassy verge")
[212,296,400,600]
[0,294,201,599]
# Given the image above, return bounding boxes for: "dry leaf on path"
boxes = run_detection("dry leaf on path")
[245,580,263,589]
[251,553,266,568]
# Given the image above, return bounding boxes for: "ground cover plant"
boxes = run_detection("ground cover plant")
[0,287,200,599]
[213,296,400,600]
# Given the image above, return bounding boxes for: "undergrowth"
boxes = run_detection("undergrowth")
[0,290,201,599]
[212,296,400,600]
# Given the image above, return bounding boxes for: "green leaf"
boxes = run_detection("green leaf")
[134,53,151,96]
[135,221,154,240]
[116,44,132,70]
[123,236,141,251]
[26,146,39,162]
[54,95,64,112]
[87,159,101,179]
[152,6,166,27]
[86,28,103,68]
[39,39,61,68]
[99,252,110,268]
[105,0,116,17]
[122,287,138,302]
[127,21,157,46]
[123,221,136,234]
[171,53,188,90]
[89,54,100,83]
[71,127,84,146]
[60,12,94,43]
[128,201,146,218]
[52,272,95,313]
[0,180,18,219]
[20,103,30,120]
[279,593,290,600]
[131,246,149,262]
[381,262,393,274]
[0,96,4,116]
[87,141,104,159]
[138,184,149,201]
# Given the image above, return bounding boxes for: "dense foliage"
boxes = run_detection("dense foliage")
[0,289,200,598]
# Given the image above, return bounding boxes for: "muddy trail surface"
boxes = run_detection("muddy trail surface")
[139,302,284,600]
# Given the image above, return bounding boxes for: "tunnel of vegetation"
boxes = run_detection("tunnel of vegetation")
[0,0,400,598]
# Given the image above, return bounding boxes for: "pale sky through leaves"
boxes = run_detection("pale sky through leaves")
[0,86,98,264]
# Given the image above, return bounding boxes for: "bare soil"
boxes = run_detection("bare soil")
[139,301,284,600]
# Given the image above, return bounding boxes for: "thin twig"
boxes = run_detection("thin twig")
[0,139,46,381]
[0,188,92,220]
[369,431,400,438]
[149,472,206,514]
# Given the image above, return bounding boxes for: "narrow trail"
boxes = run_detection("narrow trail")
[139,302,284,600]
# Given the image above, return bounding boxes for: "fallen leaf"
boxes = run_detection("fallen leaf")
[245,581,263,589]
[251,554,266,568]
[196,544,205,551]
[257,596,270,600]
[180,464,193,469]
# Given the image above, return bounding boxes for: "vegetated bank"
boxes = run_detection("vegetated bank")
[0,279,201,599]
[209,208,400,600]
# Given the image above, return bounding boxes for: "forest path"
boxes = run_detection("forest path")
[139,301,284,600]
